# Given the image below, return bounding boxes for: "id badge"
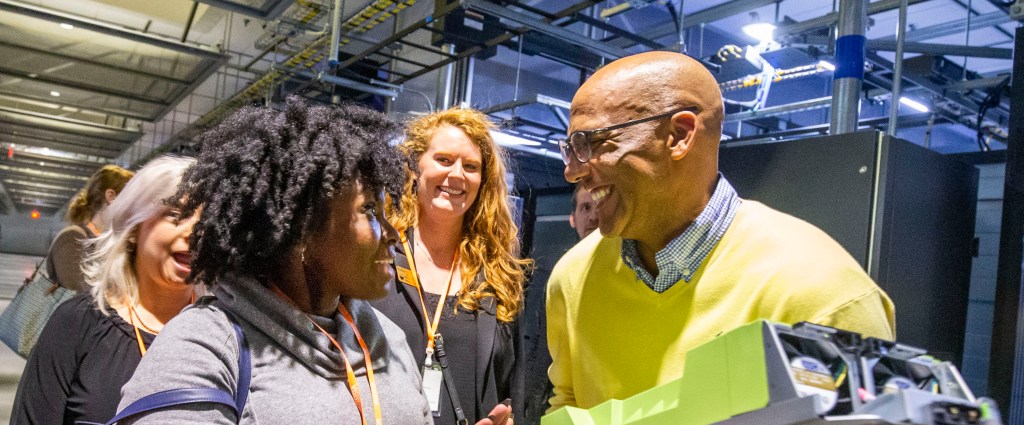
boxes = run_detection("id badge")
[422,363,443,416]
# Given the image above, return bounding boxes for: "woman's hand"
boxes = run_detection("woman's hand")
[476,400,513,425]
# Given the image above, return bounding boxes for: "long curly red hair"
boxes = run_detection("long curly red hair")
[390,108,532,323]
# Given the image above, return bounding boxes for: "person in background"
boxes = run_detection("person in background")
[546,51,896,412]
[12,156,197,424]
[48,164,134,291]
[569,184,598,240]
[115,98,513,425]
[521,182,600,424]
[372,108,531,425]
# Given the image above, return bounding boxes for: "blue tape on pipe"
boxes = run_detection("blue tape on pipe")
[835,35,866,80]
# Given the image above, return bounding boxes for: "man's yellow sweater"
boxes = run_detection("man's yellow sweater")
[545,200,895,412]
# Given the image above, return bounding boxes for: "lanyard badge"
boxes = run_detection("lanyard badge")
[400,232,461,418]
[422,337,444,416]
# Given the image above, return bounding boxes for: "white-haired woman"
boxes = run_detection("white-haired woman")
[12,156,199,425]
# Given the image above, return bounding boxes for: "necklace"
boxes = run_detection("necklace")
[128,304,159,334]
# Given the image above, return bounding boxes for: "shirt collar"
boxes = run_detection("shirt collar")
[621,174,741,293]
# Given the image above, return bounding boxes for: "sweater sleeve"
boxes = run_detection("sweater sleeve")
[11,296,89,424]
[545,269,575,413]
[813,288,896,340]
[47,227,90,292]
[117,306,242,424]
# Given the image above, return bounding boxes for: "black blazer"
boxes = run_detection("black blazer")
[370,229,524,422]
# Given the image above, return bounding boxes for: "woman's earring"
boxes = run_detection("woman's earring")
[300,244,306,265]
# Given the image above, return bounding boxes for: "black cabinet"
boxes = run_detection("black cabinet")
[721,130,979,365]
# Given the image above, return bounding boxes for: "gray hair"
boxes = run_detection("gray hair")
[83,155,196,315]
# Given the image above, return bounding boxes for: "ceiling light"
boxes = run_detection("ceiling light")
[899,97,929,113]
[817,60,836,71]
[59,23,74,30]
[742,22,776,44]
[49,91,60,97]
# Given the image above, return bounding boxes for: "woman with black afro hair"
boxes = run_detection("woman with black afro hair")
[112,97,512,425]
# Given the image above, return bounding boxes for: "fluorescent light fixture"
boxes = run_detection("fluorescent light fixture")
[49,91,60,97]
[817,60,835,71]
[899,97,929,113]
[742,22,776,44]
[59,23,74,30]
[490,131,542,147]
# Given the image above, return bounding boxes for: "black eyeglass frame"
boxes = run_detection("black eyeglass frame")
[559,106,700,165]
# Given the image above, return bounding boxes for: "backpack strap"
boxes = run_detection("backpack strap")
[106,308,251,424]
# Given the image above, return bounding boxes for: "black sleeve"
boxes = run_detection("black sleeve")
[511,318,526,423]
[11,296,89,424]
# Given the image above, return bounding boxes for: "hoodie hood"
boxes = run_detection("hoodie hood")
[214,276,389,380]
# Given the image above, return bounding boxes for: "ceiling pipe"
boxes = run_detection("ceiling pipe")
[270,64,399,98]
[328,0,344,66]
[830,0,868,135]
[886,0,910,136]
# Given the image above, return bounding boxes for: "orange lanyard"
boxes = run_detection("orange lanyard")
[126,291,195,356]
[273,287,382,425]
[399,233,460,365]
[127,303,149,357]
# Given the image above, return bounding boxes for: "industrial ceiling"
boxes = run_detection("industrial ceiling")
[0,0,1017,215]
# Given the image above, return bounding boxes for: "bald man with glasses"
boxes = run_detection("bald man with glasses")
[544,51,895,413]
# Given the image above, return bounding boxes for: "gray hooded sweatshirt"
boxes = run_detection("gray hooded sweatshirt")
[117,277,431,424]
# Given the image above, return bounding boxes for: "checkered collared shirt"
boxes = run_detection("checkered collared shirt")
[621,174,741,293]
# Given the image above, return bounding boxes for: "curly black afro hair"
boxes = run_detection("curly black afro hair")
[172,96,408,285]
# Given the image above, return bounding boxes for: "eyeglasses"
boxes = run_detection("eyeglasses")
[558,106,699,165]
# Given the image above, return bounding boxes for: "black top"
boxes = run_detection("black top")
[12,293,155,425]
[370,228,523,425]
[423,292,479,424]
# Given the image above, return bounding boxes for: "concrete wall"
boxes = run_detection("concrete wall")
[0,214,66,257]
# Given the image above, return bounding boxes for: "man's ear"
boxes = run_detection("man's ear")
[569,212,576,229]
[667,110,698,161]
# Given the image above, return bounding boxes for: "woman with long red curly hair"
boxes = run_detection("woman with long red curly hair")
[373,107,531,425]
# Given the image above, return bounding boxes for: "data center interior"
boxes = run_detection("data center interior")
[0,0,1022,423]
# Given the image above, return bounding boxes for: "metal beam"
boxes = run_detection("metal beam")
[13,149,106,168]
[570,12,662,49]
[0,132,123,158]
[775,0,930,39]
[870,40,1010,59]
[605,0,778,47]
[0,40,191,86]
[6,187,74,200]
[0,164,88,182]
[0,106,141,143]
[878,11,1011,42]
[945,75,1012,92]
[795,35,1013,59]
[866,52,985,115]
[1,174,88,190]
[2,179,78,193]
[0,67,170,107]
[195,0,293,20]
[271,65,399,98]
[0,0,225,60]
[461,0,630,61]
[0,89,158,122]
